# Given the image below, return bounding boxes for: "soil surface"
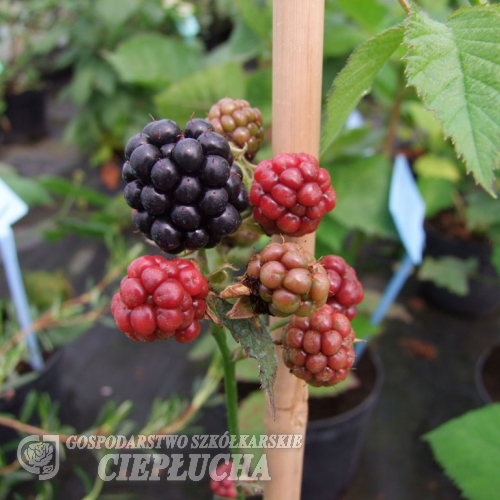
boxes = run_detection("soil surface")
[428,209,491,245]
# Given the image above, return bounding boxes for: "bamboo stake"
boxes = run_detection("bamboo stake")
[263,1,325,499]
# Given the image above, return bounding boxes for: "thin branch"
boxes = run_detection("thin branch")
[398,0,412,14]
[383,79,405,158]
[0,266,121,358]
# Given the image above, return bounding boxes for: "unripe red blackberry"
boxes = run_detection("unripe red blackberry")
[208,98,265,161]
[250,153,336,237]
[242,242,329,317]
[111,255,209,343]
[282,305,356,387]
[122,118,249,254]
[210,462,237,499]
[320,255,364,320]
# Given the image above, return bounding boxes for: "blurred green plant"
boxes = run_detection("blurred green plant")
[424,404,500,500]
[0,0,62,108]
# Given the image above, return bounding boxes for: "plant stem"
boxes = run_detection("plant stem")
[469,0,489,5]
[81,472,105,500]
[212,323,245,500]
[383,77,405,158]
[398,0,412,14]
[211,324,240,456]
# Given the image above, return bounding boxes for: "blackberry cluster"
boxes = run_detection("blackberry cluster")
[210,462,237,499]
[111,255,208,343]
[208,97,264,161]
[243,242,330,317]
[282,305,356,387]
[320,255,364,320]
[250,153,337,237]
[122,118,249,254]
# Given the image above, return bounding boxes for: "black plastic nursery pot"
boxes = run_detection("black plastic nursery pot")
[475,343,500,405]
[3,89,47,144]
[301,346,383,500]
[0,349,63,453]
[422,222,500,316]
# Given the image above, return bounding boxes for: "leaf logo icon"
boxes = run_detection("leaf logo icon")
[24,443,54,467]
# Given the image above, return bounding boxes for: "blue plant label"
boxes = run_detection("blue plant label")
[0,178,28,237]
[389,155,426,265]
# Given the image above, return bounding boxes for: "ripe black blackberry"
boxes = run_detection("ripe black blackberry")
[122,118,249,253]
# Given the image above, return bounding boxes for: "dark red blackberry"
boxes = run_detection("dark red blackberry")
[250,153,336,237]
[112,255,208,343]
[122,118,248,253]
[282,306,356,387]
[320,255,364,320]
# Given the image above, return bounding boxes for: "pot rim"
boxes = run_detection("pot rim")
[474,344,496,405]
[424,220,493,257]
[306,346,384,430]
[0,347,64,402]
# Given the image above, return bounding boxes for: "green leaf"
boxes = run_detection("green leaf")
[321,24,405,154]
[235,357,260,383]
[337,0,387,31]
[106,34,203,87]
[206,20,265,65]
[39,176,110,207]
[0,162,52,207]
[404,101,444,140]
[418,177,456,217]
[246,68,272,127]
[316,216,350,256]
[350,314,380,342]
[95,0,138,28]
[327,155,398,238]
[417,256,479,295]
[423,404,500,500]
[413,154,461,181]
[232,0,272,43]
[70,60,96,106]
[155,62,246,126]
[404,7,500,194]
[488,225,500,275]
[211,296,277,410]
[187,332,216,361]
[465,191,500,231]
[74,466,94,494]
[323,14,366,57]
